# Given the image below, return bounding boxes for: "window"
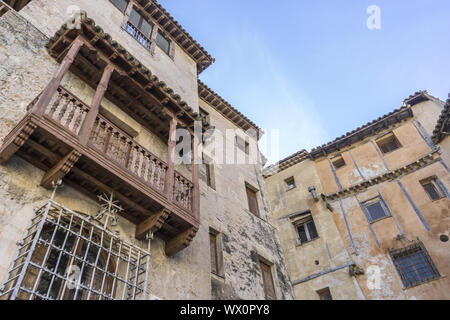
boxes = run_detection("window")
[295,217,319,244]
[199,107,210,124]
[421,177,445,201]
[332,155,346,169]
[210,233,219,275]
[246,184,260,217]
[126,7,153,49]
[200,154,215,189]
[317,288,333,300]
[390,241,440,288]
[236,136,249,155]
[209,229,224,277]
[110,0,128,13]
[156,30,171,55]
[285,177,296,190]
[259,260,276,300]
[376,133,402,154]
[363,199,389,223]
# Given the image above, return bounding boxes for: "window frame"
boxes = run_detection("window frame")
[259,259,276,300]
[109,0,129,13]
[245,183,260,217]
[294,216,319,245]
[389,241,440,289]
[362,198,390,223]
[285,177,296,191]
[420,177,445,201]
[332,155,346,170]
[209,229,224,278]
[156,30,171,55]
[376,132,402,154]
[317,287,333,300]
[236,135,250,155]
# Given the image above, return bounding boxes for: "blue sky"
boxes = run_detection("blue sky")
[161,0,450,163]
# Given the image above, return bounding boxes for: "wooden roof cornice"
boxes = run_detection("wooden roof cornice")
[198,80,263,139]
[134,0,214,74]
[310,106,413,159]
[263,150,310,178]
[432,94,450,144]
[45,14,213,135]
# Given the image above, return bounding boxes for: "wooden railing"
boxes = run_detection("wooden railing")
[125,22,151,50]
[32,86,194,214]
[173,172,194,211]
[89,114,168,194]
[43,87,90,135]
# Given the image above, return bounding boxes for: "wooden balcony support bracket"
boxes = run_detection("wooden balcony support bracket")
[79,63,115,145]
[31,37,83,117]
[40,150,82,189]
[0,121,37,164]
[165,226,199,257]
[135,209,170,240]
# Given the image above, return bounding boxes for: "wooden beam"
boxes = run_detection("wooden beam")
[0,122,37,164]
[135,209,170,240]
[40,150,81,189]
[165,226,198,256]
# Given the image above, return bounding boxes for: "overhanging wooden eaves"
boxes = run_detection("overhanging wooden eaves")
[134,0,215,74]
[46,15,212,141]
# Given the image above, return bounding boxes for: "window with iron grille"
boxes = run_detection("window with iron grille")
[376,133,402,154]
[0,200,150,300]
[295,216,319,244]
[126,7,153,50]
[110,0,129,13]
[362,198,390,223]
[390,241,440,288]
[420,177,445,201]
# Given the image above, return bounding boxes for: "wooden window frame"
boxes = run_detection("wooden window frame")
[109,0,129,13]
[259,258,276,300]
[362,197,390,223]
[376,132,402,154]
[420,177,445,201]
[209,229,225,278]
[236,135,249,155]
[294,215,319,245]
[245,183,260,217]
[156,30,171,56]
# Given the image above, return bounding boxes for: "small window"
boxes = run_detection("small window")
[259,260,276,300]
[376,133,402,154]
[332,155,346,169]
[296,217,319,244]
[285,177,296,190]
[126,8,153,49]
[421,177,445,201]
[209,232,219,275]
[110,0,128,13]
[199,107,210,124]
[363,199,389,223]
[317,288,333,300]
[390,241,440,288]
[156,31,170,55]
[200,155,215,189]
[246,184,259,217]
[236,136,249,155]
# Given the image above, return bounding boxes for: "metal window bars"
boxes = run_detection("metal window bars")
[389,239,440,288]
[0,199,151,300]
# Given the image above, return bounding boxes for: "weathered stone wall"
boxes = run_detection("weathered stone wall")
[264,159,363,300]
[199,98,294,300]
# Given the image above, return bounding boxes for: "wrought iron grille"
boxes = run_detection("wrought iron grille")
[389,240,440,288]
[0,200,151,300]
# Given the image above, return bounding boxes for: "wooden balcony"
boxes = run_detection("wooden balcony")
[0,85,199,256]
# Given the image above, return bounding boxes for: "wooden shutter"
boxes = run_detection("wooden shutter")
[260,261,276,300]
[209,233,218,274]
[246,187,259,216]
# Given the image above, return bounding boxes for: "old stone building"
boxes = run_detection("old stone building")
[265,91,450,300]
[0,1,448,301]
[0,0,293,300]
